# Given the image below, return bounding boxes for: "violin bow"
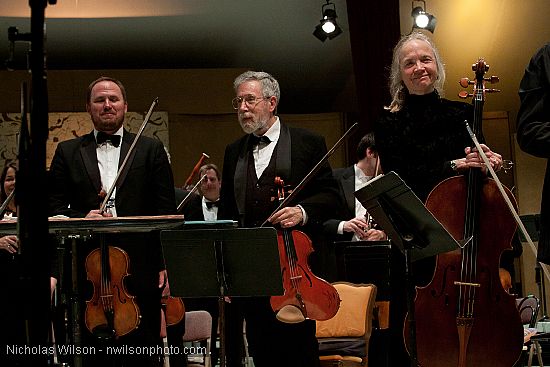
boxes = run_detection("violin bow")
[177,173,207,213]
[99,97,159,214]
[465,122,549,281]
[0,190,15,216]
[261,122,358,227]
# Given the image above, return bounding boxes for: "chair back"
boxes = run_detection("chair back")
[183,310,212,342]
[316,282,377,366]
[516,295,540,328]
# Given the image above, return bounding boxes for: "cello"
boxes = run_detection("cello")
[409,60,523,366]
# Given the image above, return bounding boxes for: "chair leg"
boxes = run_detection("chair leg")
[535,341,544,367]
[528,343,535,367]
[205,337,211,367]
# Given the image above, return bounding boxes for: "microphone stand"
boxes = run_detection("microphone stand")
[7,1,57,366]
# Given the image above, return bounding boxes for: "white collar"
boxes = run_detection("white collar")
[257,116,280,143]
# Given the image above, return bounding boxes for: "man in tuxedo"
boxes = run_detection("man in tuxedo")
[197,164,222,220]
[219,71,339,367]
[175,163,228,366]
[49,77,176,366]
[323,133,386,244]
[321,133,386,282]
[179,163,222,221]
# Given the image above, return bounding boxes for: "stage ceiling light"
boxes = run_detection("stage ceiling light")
[411,0,437,33]
[313,0,343,42]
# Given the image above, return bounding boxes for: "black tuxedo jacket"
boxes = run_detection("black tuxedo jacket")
[48,129,176,284]
[49,130,175,218]
[175,188,204,221]
[323,165,355,241]
[219,122,339,231]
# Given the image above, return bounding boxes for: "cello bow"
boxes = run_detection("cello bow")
[465,123,550,284]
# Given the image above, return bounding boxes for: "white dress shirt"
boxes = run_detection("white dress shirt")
[252,117,280,179]
[202,197,219,221]
[252,118,307,224]
[337,164,372,240]
[95,126,123,217]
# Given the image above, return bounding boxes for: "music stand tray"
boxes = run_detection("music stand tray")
[354,171,459,261]
[161,227,283,298]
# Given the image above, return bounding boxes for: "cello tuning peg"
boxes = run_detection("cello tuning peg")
[472,62,489,71]
[459,78,474,88]
[458,91,472,99]
[484,75,499,84]
[485,88,501,93]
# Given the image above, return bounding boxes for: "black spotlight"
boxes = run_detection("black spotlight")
[411,0,437,33]
[313,1,343,42]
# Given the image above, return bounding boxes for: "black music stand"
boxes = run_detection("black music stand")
[334,240,392,300]
[160,227,283,367]
[354,171,459,367]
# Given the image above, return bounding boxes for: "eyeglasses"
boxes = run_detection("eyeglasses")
[232,95,268,110]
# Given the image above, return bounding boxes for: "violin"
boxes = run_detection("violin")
[161,295,185,326]
[85,242,141,339]
[269,177,340,323]
[409,59,523,366]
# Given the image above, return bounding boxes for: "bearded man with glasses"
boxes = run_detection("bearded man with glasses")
[219,71,339,367]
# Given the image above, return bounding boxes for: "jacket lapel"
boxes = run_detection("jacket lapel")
[234,137,249,216]
[342,166,356,215]
[116,129,136,191]
[80,132,102,193]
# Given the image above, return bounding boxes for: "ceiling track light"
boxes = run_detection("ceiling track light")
[313,0,343,42]
[411,0,437,33]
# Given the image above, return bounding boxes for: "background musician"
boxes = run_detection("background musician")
[48,77,176,366]
[323,133,386,243]
[197,164,222,221]
[178,163,222,222]
[219,71,339,367]
[321,133,386,283]
[176,162,228,366]
[373,32,504,366]
[0,161,25,360]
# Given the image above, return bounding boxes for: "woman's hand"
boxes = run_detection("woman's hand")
[454,144,503,173]
[0,235,18,254]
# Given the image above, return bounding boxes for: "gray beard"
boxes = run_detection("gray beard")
[240,118,268,135]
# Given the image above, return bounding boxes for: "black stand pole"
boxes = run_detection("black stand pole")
[214,239,227,367]
[536,262,549,320]
[403,243,419,367]
[161,227,282,367]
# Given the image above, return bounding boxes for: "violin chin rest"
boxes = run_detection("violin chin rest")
[92,324,116,340]
[276,305,306,324]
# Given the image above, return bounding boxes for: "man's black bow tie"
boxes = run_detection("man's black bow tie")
[249,134,271,146]
[205,200,220,209]
[96,132,121,147]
